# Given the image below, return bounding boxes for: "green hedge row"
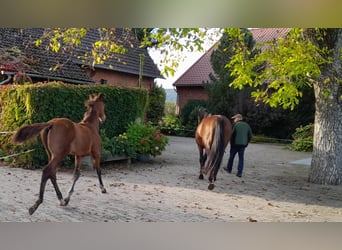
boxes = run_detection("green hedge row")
[0,82,148,168]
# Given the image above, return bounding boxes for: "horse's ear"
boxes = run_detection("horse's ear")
[97,93,104,101]
[89,94,96,100]
[85,99,94,107]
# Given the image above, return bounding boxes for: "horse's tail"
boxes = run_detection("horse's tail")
[203,117,226,178]
[12,123,52,144]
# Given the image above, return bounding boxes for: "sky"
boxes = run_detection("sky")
[149,50,204,89]
[148,29,221,89]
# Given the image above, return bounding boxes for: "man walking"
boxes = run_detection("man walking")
[224,114,252,177]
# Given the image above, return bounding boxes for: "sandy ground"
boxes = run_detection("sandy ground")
[0,136,341,222]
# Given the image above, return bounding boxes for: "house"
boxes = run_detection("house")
[0,28,162,88]
[172,28,291,114]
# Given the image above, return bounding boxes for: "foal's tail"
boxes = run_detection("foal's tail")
[13,123,52,144]
[202,117,226,178]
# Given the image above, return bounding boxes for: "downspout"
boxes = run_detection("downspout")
[138,54,145,88]
[0,71,12,85]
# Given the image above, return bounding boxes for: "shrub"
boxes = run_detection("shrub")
[162,114,182,131]
[289,123,313,152]
[158,114,195,137]
[101,130,137,159]
[125,122,168,157]
[146,84,166,124]
[164,102,176,116]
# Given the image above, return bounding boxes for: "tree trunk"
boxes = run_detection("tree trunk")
[308,29,342,185]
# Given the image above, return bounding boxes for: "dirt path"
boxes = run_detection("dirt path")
[1,136,341,222]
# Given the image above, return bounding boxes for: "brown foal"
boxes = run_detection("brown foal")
[13,93,107,215]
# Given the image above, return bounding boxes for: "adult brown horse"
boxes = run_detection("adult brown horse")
[195,108,232,190]
[12,93,107,215]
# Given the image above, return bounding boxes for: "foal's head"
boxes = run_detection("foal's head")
[83,93,106,123]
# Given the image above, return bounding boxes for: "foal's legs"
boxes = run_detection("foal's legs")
[63,155,82,206]
[92,152,107,193]
[29,157,64,215]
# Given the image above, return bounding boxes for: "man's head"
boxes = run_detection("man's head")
[231,114,243,122]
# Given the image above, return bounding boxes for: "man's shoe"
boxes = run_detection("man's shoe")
[236,174,242,177]
[223,168,231,174]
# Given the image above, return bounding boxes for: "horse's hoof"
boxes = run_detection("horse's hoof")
[61,198,69,206]
[101,188,107,194]
[199,174,204,180]
[208,183,215,190]
[28,206,36,215]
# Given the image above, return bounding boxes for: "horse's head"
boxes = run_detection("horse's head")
[197,107,209,124]
[85,93,106,123]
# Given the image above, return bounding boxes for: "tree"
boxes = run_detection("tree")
[35,28,216,77]
[226,28,342,185]
[208,29,255,117]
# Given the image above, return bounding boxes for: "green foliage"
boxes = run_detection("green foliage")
[125,122,168,157]
[158,114,189,136]
[211,29,255,83]
[101,130,137,159]
[0,82,148,168]
[36,28,128,67]
[207,29,315,139]
[164,102,176,116]
[146,84,166,124]
[139,28,216,77]
[207,29,255,124]
[162,114,181,129]
[225,28,324,110]
[206,81,239,117]
[289,124,314,152]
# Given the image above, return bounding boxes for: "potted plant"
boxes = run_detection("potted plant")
[126,122,168,161]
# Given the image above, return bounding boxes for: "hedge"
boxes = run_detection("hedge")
[0,82,148,168]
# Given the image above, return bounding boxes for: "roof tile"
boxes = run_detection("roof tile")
[0,28,161,84]
[173,45,216,86]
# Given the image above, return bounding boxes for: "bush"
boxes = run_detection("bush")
[289,123,313,152]
[101,130,137,159]
[125,122,168,157]
[159,114,184,136]
[146,84,166,124]
[164,102,176,116]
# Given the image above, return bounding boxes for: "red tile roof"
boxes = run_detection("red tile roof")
[172,44,216,86]
[173,28,291,87]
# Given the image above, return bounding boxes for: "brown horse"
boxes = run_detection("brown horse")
[12,93,107,215]
[195,108,232,190]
